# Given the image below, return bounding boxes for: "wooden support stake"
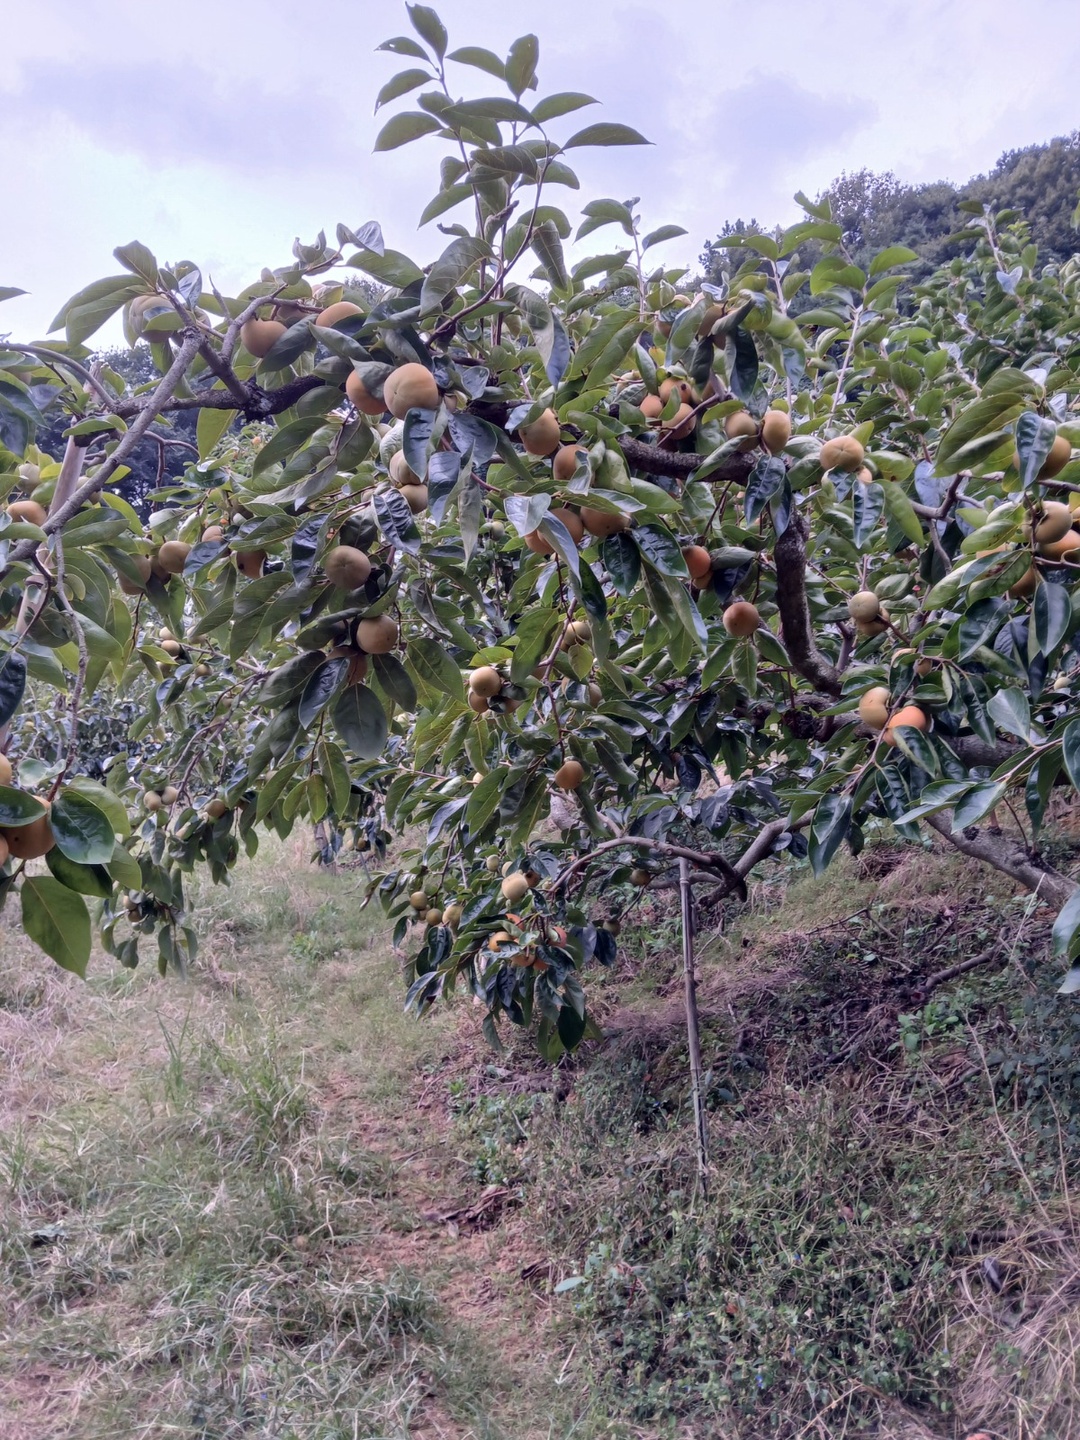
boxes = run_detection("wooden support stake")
[679,856,709,1201]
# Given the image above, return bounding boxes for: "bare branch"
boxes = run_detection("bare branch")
[925,811,1078,910]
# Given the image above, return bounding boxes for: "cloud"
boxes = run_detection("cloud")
[701,72,874,222]
[3,58,362,174]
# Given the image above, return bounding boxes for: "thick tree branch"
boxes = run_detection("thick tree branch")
[925,811,1078,910]
[773,510,842,697]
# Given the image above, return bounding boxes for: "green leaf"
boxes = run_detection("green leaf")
[531,91,596,123]
[510,608,560,683]
[0,287,27,302]
[0,786,49,827]
[113,240,159,284]
[374,68,431,110]
[1034,580,1072,655]
[852,481,885,549]
[1052,888,1080,958]
[51,791,116,864]
[46,848,114,898]
[880,480,924,545]
[987,687,1032,741]
[377,35,429,59]
[407,638,466,703]
[447,45,505,79]
[406,3,447,57]
[505,34,539,97]
[466,767,509,831]
[531,220,568,290]
[601,532,640,596]
[1015,411,1058,488]
[196,401,236,460]
[808,794,852,876]
[21,876,91,977]
[564,123,650,148]
[420,236,489,315]
[107,842,142,888]
[0,649,27,726]
[635,523,688,578]
[642,224,688,251]
[298,656,348,729]
[1062,719,1080,793]
[372,653,419,711]
[373,110,442,151]
[332,684,388,759]
[951,780,1007,832]
[868,245,919,275]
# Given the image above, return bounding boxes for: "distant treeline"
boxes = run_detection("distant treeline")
[701,131,1080,281]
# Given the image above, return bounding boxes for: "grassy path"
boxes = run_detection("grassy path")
[0,840,596,1440]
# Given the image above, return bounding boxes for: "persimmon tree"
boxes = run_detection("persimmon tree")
[2,5,1080,1055]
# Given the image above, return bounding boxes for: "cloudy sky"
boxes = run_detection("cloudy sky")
[3,0,1078,342]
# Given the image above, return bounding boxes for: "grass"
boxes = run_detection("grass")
[7,829,1080,1439]
[0,839,611,1440]
[449,838,1080,1439]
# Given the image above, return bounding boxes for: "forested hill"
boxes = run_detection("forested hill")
[701,130,1080,280]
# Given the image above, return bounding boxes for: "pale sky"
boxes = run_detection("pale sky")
[3,0,1078,343]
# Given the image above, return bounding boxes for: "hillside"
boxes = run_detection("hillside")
[4,823,1080,1438]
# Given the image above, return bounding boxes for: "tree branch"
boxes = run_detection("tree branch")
[925,811,1078,910]
[0,333,203,583]
[773,510,842,696]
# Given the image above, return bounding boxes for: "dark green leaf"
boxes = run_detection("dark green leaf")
[406,3,447,57]
[420,236,489,315]
[1052,889,1080,958]
[1034,579,1072,655]
[374,68,431,110]
[0,649,27,726]
[372,653,418,710]
[373,485,422,555]
[564,123,650,148]
[1062,719,1080,792]
[744,457,785,526]
[46,849,114,898]
[51,791,116,865]
[0,786,50,827]
[298,656,348,729]
[601,532,640,596]
[852,480,885,548]
[531,91,596,122]
[635,523,688,578]
[505,34,539,97]
[407,637,465,702]
[510,608,560,683]
[987,687,1032,740]
[531,220,568,290]
[332,684,388,759]
[21,876,90,977]
[1015,411,1058,488]
[951,780,1006,832]
[373,111,442,151]
[808,794,852,876]
[447,45,505,79]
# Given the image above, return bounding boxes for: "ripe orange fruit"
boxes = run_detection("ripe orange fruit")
[554,759,585,790]
[383,363,439,420]
[883,704,929,746]
[520,408,562,456]
[760,409,791,455]
[240,318,286,358]
[316,301,362,327]
[581,507,629,537]
[722,601,760,637]
[819,435,865,472]
[345,370,386,416]
[682,545,713,582]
